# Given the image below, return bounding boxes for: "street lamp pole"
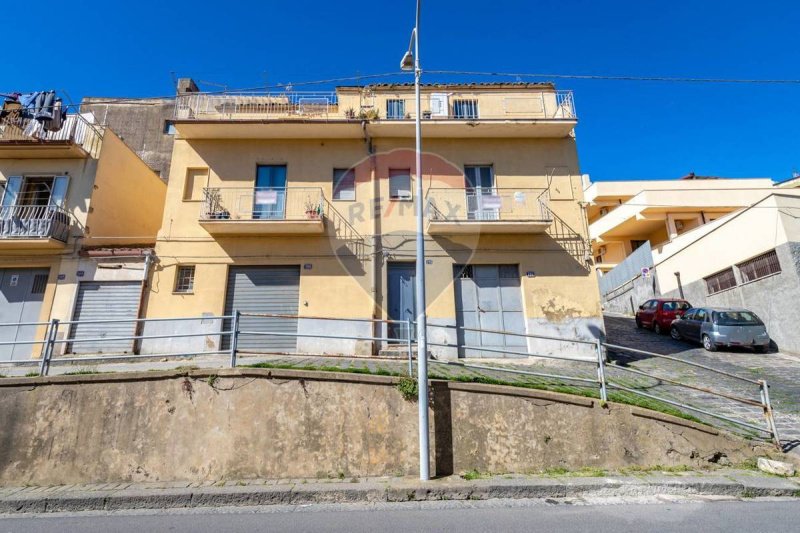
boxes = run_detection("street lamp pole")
[401,0,430,481]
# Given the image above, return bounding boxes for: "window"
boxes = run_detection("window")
[163,121,176,135]
[705,268,737,295]
[452,99,479,119]
[695,309,707,322]
[1,175,69,208]
[737,250,781,283]
[389,168,412,200]
[332,168,355,201]
[31,274,48,294]
[174,266,195,293]
[631,240,647,251]
[386,99,405,120]
[683,309,696,321]
[183,168,209,201]
[713,311,763,326]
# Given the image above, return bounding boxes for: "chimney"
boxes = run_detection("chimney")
[177,78,199,95]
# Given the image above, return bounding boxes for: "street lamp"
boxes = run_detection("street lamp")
[400,0,430,482]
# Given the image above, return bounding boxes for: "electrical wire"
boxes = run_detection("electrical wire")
[425,70,800,85]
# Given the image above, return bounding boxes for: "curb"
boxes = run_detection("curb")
[1,475,798,514]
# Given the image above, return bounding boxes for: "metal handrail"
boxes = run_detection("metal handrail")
[0,311,781,447]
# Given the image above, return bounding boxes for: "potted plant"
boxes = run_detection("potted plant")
[204,188,230,219]
[344,107,356,119]
[357,108,380,120]
[304,198,321,219]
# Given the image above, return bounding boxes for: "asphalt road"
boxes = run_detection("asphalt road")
[1,500,799,533]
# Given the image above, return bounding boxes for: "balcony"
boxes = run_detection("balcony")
[0,111,102,158]
[172,89,577,139]
[199,187,325,235]
[425,188,552,235]
[0,205,71,248]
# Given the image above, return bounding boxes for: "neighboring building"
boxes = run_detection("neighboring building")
[585,174,775,273]
[774,173,800,189]
[0,100,167,361]
[81,96,176,180]
[142,80,601,359]
[588,173,800,352]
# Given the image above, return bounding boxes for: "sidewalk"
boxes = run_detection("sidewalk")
[2,470,798,514]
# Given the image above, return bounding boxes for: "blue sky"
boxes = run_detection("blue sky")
[3,0,798,181]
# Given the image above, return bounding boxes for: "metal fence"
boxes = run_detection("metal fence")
[201,187,324,221]
[0,313,781,447]
[426,188,551,222]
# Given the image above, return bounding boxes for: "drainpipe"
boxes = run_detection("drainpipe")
[674,271,685,300]
[363,122,381,353]
[133,250,155,354]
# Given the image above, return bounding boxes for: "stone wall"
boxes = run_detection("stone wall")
[0,369,766,485]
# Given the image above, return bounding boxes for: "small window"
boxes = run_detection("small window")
[631,240,647,251]
[695,309,707,322]
[332,168,355,201]
[386,99,406,120]
[164,121,176,135]
[705,268,737,295]
[452,99,479,119]
[389,168,412,200]
[183,168,209,201]
[174,266,195,293]
[737,250,781,283]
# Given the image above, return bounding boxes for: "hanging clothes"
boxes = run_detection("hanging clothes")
[43,99,65,132]
[34,91,56,121]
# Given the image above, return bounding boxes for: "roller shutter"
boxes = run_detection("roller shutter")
[223,266,300,353]
[68,281,141,354]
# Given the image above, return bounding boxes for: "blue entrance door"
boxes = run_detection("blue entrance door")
[254,165,287,219]
[387,263,416,342]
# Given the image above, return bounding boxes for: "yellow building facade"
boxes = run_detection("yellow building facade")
[0,106,166,361]
[145,82,601,359]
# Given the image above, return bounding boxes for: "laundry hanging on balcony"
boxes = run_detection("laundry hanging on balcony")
[1,90,67,132]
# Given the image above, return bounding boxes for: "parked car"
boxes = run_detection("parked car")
[669,307,770,352]
[635,298,691,335]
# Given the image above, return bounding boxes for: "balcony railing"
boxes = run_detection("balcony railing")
[0,204,71,242]
[174,90,576,121]
[175,93,339,120]
[426,188,551,223]
[200,187,324,222]
[0,111,102,154]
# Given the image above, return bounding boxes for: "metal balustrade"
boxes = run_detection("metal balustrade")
[200,187,324,222]
[426,188,551,222]
[0,204,71,241]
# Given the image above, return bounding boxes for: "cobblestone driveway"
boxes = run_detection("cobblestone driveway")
[603,314,800,449]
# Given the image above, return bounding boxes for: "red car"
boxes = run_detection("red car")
[635,298,691,335]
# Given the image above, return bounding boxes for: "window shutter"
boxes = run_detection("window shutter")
[50,176,70,207]
[1,176,22,207]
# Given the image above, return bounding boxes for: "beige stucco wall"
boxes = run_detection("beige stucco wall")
[84,130,167,247]
[0,369,766,485]
[146,131,600,356]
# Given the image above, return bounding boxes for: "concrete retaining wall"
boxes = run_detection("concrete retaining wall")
[0,370,766,486]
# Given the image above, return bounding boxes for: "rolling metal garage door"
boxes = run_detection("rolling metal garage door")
[68,281,142,354]
[0,268,49,361]
[454,265,526,358]
[223,266,300,353]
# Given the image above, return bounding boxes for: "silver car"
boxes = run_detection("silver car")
[670,307,770,353]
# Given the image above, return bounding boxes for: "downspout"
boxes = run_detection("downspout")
[363,120,381,353]
[133,250,155,354]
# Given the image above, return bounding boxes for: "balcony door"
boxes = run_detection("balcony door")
[1,176,69,239]
[464,165,498,221]
[253,165,287,220]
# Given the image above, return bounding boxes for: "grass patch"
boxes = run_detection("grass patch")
[461,469,484,481]
[607,391,704,425]
[396,377,418,402]
[736,457,760,471]
[62,368,111,376]
[24,372,39,378]
[543,466,570,476]
[618,464,696,475]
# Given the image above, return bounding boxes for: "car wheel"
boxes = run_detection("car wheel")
[702,335,717,352]
[755,345,767,354]
[670,327,681,340]
[635,318,643,329]
[654,322,662,335]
